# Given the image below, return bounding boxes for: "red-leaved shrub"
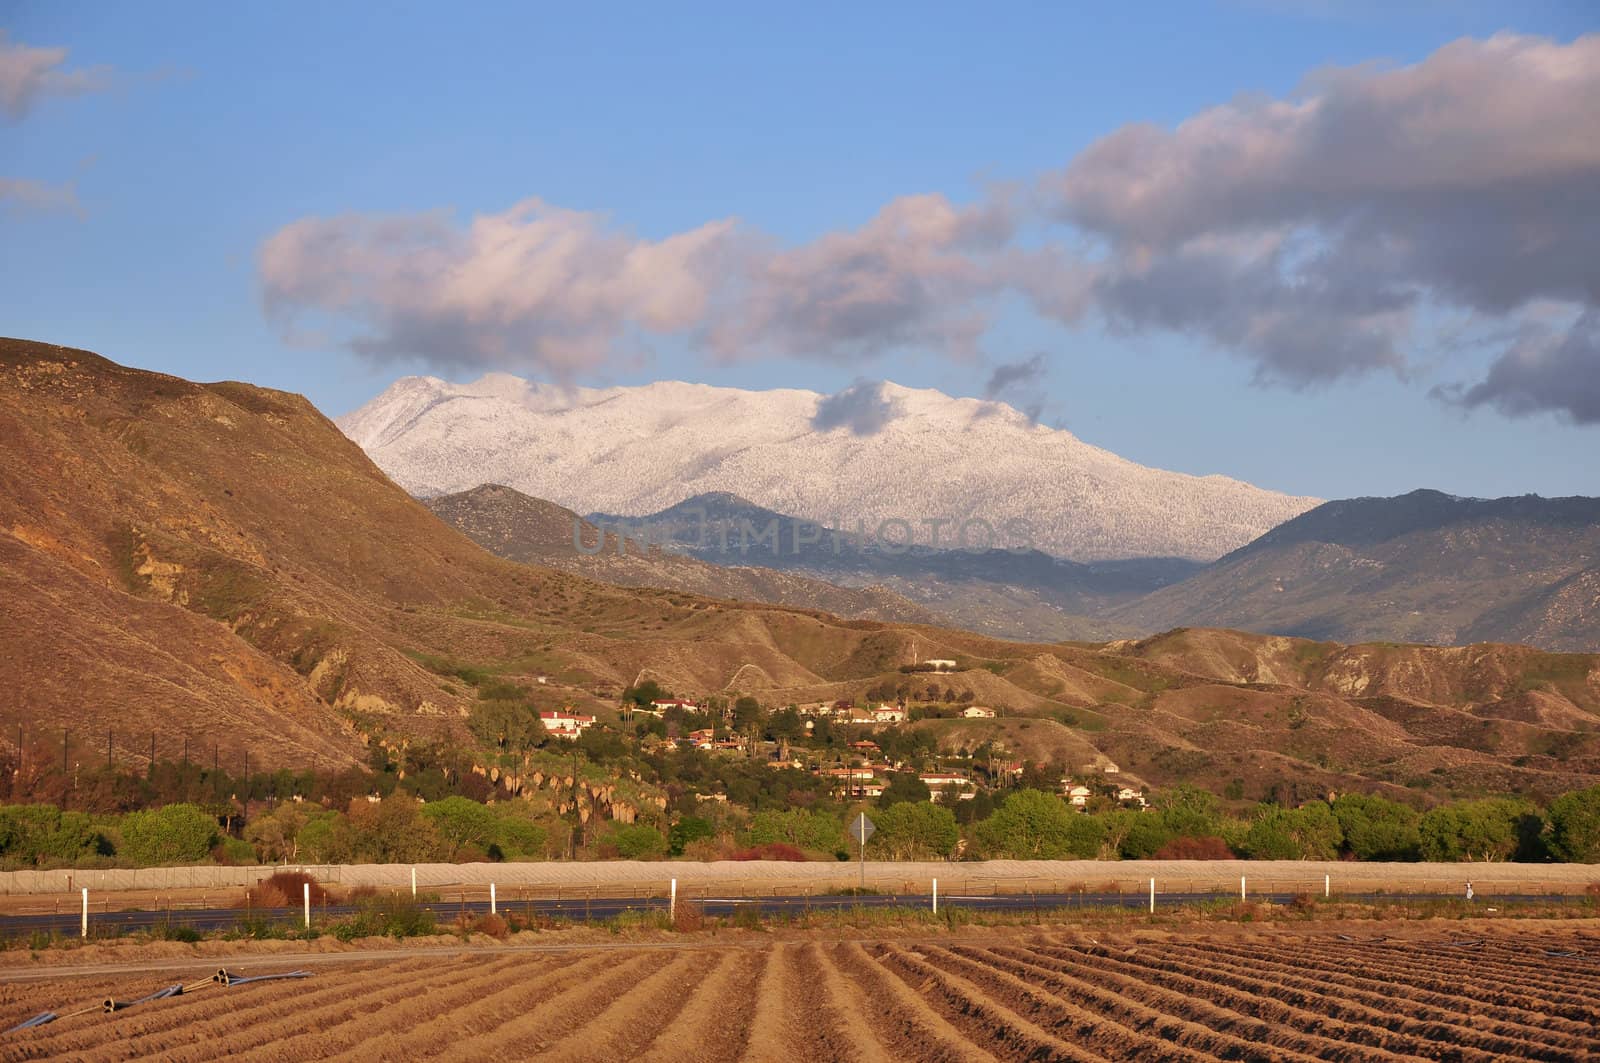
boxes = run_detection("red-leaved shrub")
[729,843,808,862]
[1153,836,1235,860]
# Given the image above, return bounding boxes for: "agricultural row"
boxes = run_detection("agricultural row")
[1,926,1596,1060]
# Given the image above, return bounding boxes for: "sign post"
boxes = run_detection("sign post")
[849,813,876,891]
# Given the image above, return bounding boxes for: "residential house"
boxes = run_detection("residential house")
[961,705,996,719]
[538,710,597,739]
[872,704,906,724]
[1064,784,1093,808]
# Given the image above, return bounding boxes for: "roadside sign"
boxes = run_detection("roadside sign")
[850,813,875,845]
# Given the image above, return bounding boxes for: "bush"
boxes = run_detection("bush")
[1418,798,1537,862]
[1332,793,1420,861]
[746,809,843,854]
[730,843,808,861]
[1152,836,1234,860]
[668,817,715,857]
[252,870,331,909]
[119,804,218,866]
[471,913,509,939]
[331,895,437,941]
[602,824,667,860]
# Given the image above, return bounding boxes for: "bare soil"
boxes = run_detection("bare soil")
[0,920,1595,1060]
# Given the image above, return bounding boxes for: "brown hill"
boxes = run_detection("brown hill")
[2,339,1598,801]
[424,484,943,625]
[1110,490,1600,651]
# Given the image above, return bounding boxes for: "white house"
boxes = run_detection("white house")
[539,711,596,739]
[921,773,976,801]
[961,705,996,719]
[872,704,907,724]
[1065,784,1093,808]
[924,659,957,672]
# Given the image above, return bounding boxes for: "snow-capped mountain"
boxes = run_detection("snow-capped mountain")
[337,374,1319,561]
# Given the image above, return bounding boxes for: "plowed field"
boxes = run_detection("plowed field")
[2,926,1597,1060]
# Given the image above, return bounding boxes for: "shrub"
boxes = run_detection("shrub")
[471,913,509,939]
[119,804,218,866]
[672,901,705,932]
[331,895,437,941]
[252,870,331,908]
[607,824,668,860]
[730,842,808,861]
[1152,836,1234,860]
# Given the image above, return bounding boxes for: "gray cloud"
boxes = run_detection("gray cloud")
[811,379,902,435]
[256,32,1599,425]
[0,31,111,122]
[1033,32,1600,410]
[1440,312,1600,424]
[984,352,1047,398]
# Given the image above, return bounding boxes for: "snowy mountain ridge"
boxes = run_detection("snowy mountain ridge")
[337,374,1320,561]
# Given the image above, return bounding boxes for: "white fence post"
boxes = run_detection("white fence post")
[1149,877,1155,914]
[932,878,938,915]
[80,887,88,939]
[490,882,497,916]
[1240,876,1247,901]
[303,882,311,930]
[670,878,677,922]
[1325,874,1330,899]
[411,866,417,898]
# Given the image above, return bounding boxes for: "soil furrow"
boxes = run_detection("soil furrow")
[534,949,719,1062]
[985,944,1432,1063]
[874,944,1105,1062]
[635,948,765,1063]
[831,942,998,1063]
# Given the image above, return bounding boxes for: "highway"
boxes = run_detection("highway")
[0,890,1560,938]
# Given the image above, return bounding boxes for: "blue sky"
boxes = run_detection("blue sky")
[2,1,1596,501]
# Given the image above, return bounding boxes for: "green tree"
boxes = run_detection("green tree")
[608,823,667,859]
[344,795,443,863]
[1153,785,1222,838]
[0,805,104,867]
[421,796,499,859]
[668,816,715,857]
[878,772,931,808]
[746,809,843,853]
[244,803,308,862]
[1418,798,1533,862]
[1546,785,1600,863]
[1332,794,1420,861]
[974,789,1104,859]
[874,802,959,859]
[1243,802,1342,860]
[119,803,219,865]
[621,680,668,708]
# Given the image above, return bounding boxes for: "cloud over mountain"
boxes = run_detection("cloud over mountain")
[259,33,1600,422]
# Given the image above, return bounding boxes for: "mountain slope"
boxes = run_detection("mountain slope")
[586,491,1190,641]
[1111,490,1600,651]
[339,374,1319,562]
[423,484,944,625]
[6,339,1599,800]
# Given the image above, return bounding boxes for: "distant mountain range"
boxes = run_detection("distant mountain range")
[7,338,1600,801]
[1111,490,1600,651]
[338,373,1319,562]
[423,485,946,627]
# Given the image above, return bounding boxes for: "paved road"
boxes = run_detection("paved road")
[0,890,1565,939]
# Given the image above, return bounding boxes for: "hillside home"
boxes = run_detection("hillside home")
[1117,786,1147,807]
[872,704,906,723]
[650,698,700,712]
[924,659,957,672]
[538,711,597,739]
[961,705,996,719]
[1065,784,1093,808]
[921,773,976,801]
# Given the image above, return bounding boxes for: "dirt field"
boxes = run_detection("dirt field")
[0,923,1596,1060]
